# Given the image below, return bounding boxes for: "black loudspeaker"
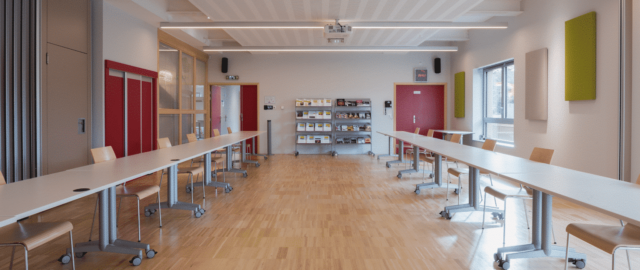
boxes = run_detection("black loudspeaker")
[221,57,228,73]
[434,58,441,74]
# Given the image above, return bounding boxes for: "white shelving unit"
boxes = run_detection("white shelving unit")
[332,98,374,156]
[294,98,333,156]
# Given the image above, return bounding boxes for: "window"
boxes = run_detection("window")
[483,61,514,145]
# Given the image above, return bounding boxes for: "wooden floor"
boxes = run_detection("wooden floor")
[2,154,635,269]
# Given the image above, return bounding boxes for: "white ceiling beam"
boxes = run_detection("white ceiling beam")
[202,46,458,52]
[160,21,508,29]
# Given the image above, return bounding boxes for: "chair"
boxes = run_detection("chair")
[0,171,76,269]
[482,147,556,247]
[397,128,420,161]
[445,139,498,204]
[406,129,435,163]
[186,133,226,194]
[418,134,463,175]
[157,138,205,204]
[224,128,246,168]
[563,175,640,270]
[89,146,162,243]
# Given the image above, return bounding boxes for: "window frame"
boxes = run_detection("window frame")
[482,60,515,145]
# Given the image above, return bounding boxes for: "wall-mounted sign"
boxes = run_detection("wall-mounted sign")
[264,96,276,105]
[414,68,428,82]
[226,75,239,80]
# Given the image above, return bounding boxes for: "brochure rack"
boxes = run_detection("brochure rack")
[295,98,333,156]
[332,98,374,156]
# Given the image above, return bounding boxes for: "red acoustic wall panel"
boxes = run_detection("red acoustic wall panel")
[240,85,258,153]
[105,74,125,158]
[141,81,153,153]
[127,78,142,156]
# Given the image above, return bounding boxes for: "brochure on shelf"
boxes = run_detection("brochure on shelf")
[318,111,324,119]
[315,136,322,144]
[336,138,344,144]
[304,99,312,106]
[365,138,371,144]
[358,113,365,119]
[311,99,321,106]
[297,123,306,131]
[302,111,309,119]
[322,136,330,144]
[324,98,332,106]
[296,99,303,106]
[315,123,323,131]
[357,137,365,144]
[324,123,332,131]
[324,111,332,119]
[296,111,303,119]
[306,123,314,131]
[308,111,317,119]
[365,125,371,131]
[307,135,315,144]
[298,135,306,143]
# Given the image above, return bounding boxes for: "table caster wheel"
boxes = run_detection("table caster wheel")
[264,156,267,160]
[225,187,232,193]
[194,211,202,218]
[569,259,586,269]
[397,174,402,179]
[494,253,500,262]
[429,173,434,178]
[243,173,248,178]
[199,208,206,214]
[256,163,260,167]
[130,256,142,266]
[445,213,453,220]
[386,164,391,168]
[500,260,510,269]
[75,252,86,258]
[439,211,446,218]
[144,210,152,217]
[295,151,299,157]
[58,254,71,264]
[454,188,460,195]
[146,249,157,259]
[186,186,192,193]
[415,189,420,195]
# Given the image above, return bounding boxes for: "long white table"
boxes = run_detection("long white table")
[378,131,603,269]
[0,131,263,266]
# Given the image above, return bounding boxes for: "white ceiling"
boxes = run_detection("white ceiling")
[108,0,522,49]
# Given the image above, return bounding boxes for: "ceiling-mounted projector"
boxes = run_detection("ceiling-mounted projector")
[324,20,352,43]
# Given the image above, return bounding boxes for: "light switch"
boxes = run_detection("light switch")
[281,106,285,110]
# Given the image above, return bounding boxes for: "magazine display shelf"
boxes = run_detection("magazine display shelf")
[332,98,374,157]
[294,98,333,156]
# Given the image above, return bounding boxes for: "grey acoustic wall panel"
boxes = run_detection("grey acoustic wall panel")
[525,48,548,120]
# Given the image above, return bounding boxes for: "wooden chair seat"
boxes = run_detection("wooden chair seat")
[0,222,73,250]
[484,186,533,201]
[567,223,640,254]
[447,167,468,177]
[178,166,204,175]
[116,185,160,199]
[192,156,225,163]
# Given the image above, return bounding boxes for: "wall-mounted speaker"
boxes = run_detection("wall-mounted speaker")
[221,57,228,73]
[434,58,441,74]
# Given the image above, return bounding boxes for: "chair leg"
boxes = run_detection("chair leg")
[552,220,557,244]
[69,231,76,270]
[116,197,123,227]
[613,248,618,270]
[201,172,205,199]
[503,199,508,246]
[489,175,498,207]
[523,200,530,229]
[157,171,165,203]
[482,192,487,229]
[190,174,194,204]
[23,246,28,270]
[458,175,462,205]
[446,173,450,201]
[137,197,141,242]
[565,233,571,270]
[620,220,632,269]
[9,246,15,270]
[89,197,98,241]
[157,191,162,228]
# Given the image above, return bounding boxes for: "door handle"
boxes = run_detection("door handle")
[78,118,86,134]
[413,115,415,124]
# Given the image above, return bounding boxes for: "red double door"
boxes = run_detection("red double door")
[104,61,157,158]
[209,84,258,153]
[395,84,445,153]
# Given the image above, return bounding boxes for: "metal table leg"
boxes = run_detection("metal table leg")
[441,167,503,219]
[494,191,586,269]
[386,140,411,167]
[242,139,260,167]
[251,136,268,160]
[190,152,233,193]
[214,145,248,177]
[145,164,204,215]
[73,187,154,265]
[414,153,444,194]
[398,145,428,178]
[378,136,399,159]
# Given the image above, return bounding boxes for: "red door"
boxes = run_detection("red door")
[395,85,445,153]
[210,85,222,135]
[240,85,258,153]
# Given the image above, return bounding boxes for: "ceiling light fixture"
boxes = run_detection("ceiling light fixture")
[202,46,458,52]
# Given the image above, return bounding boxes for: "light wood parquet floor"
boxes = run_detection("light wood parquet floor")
[0,154,636,269]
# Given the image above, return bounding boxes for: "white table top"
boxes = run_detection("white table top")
[433,130,474,135]
[379,131,640,226]
[0,131,264,223]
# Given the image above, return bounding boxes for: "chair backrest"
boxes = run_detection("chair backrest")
[0,171,5,186]
[426,129,434,137]
[91,146,117,164]
[529,147,554,164]
[414,128,420,134]
[481,139,497,151]
[186,133,197,143]
[227,127,233,134]
[213,129,220,137]
[158,137,172,149]
[450,134,462,143]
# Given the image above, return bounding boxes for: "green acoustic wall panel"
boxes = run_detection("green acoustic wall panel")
[455,72,465,118]
[565,12,596,101]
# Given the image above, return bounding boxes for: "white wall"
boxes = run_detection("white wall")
[450,0,620,178]
[220,85,241,135]
[208,52,451,155]
[91,1,158,148]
